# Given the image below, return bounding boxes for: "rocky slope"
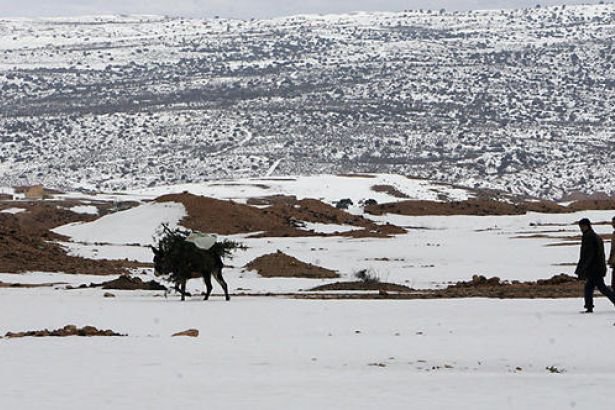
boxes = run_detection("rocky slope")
[0,5,613,198]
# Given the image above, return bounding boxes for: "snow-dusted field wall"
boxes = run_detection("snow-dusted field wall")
[1,5,614,197]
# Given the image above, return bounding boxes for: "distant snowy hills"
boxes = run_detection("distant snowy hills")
[0,4,614,198]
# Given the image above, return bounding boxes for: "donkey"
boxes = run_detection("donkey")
[151,240,230,301]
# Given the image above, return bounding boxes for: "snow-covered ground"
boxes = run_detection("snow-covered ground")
[128,174,472,206]
[51,199,614,292]
[3,174,615,408]
[2,290,615,409]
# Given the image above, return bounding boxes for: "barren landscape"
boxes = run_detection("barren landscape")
[2,173,615,409]
[2,3,615,409]
[0,4,614,198]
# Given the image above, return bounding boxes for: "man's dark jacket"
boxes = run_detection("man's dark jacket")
[575,229,607,279]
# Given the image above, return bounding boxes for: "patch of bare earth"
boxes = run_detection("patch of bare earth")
[371,185,409,199]
[310,281,413,292]
[336,173,376,178]
[366,199,615,217]
[245,251,338,279]
[67,275,167,291]
[0,202,136,275]
[0,281,66,288]
[300,274,585,299]
[157,193,404,238]
[3,325,125,338]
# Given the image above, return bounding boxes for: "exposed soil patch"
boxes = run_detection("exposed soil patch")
[336,173,376,178]
[432,274,583,299]
[209,183,270,190]
[246,194,294,206]
[3,325,125,338]
[67,275,167,291]
[296,274,585,300]
[245,251,338,279]
[310,281,413,292]
[371,185,409,198]
[0,281,66,288]
[0,212,131,275]
[0,198,144,275]
[99,275,167,290]
[366,199,615,217]
[157,193,404,238]
[0,199,139,233]
[0,200,96,237]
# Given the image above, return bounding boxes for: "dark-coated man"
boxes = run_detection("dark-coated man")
[575,218,615,313]
[609,216,615,289]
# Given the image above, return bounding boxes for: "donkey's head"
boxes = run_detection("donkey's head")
[151,246,171,277]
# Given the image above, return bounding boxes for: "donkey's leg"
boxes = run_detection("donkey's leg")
[213,269,230,301]
[203,272,213,300]
[180,279,187,301]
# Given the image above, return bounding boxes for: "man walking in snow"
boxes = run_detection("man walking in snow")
[609,216,615,289]
[575,218,615,313]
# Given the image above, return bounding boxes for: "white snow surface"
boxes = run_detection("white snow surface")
[129,173,472,205]
[68,205,99,215]
[2,290,615,409]
[53,201,186,246]
[0,207,26,214]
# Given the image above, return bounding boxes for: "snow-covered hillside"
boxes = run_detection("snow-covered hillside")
[1,5,614,198]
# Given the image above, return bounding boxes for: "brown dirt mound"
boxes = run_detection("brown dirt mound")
[99,275,167,290]
[371,185,409,199]
[157,193,404,237]
[0,199,144,275]
[310,281,414,292]
[566,200,615,212]
[246,194,294,206]
[66,275,167,290]
[366,198,615,217]
[0,199,138,233]
[0,213,131,275]
[245,251,338,278]
[0,201,95,237]
[3,325,125,338]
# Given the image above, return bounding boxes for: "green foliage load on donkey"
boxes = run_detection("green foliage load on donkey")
[151,224,245,301]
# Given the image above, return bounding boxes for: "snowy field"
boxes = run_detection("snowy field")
[53,204,615,292]
[3,175,615,408]
[47,174,615,291]
[2,289,615,409]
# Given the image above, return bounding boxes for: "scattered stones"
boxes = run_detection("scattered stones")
[68,275,168,291]
[3,324,125,338]
[103,292,116,298]
[546,365,565,374]
[0,281,66,288]
[99,275,167,291]
[310,281,414,292]
[303,274,583,299]
[172,329,199,337]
